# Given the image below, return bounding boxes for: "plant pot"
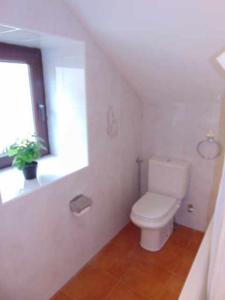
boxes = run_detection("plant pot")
[23,161,38,180]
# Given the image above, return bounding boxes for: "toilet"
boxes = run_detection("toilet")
[130,156,190,252]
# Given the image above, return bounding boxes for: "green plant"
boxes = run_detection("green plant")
[6,136,47,170]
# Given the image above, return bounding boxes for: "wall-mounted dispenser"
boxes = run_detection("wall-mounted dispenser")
[70,195,92,216]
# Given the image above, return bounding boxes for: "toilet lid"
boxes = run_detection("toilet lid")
[132,192,177,220]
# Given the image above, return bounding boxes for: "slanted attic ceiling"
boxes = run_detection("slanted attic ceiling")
[65,0,225,103]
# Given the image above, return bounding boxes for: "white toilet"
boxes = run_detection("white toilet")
[130,156,190,252]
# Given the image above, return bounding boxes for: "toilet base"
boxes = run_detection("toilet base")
[140,219,174,252]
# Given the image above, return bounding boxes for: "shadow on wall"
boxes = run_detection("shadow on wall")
[207,50,225,221]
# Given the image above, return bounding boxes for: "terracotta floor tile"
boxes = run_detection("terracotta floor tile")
[131,228,203,280]
[62,265,117,300]
[170,225,204,252]
[51,291,71,300]
[88,223,138,278]
[188,231,204,252]
[121,260,173,299]
[170,226,194,247]
[168,273,186,296]
[105,283,148,300]
[88,242,133,278]
[132,241,179,273]
[169,246,197,280]
[157,272,185,300]
[110,222,139,251]
[55,223,203,300]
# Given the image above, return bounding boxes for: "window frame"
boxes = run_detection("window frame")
[0,42,49,169]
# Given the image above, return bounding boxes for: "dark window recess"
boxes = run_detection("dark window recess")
[0,42,49,169]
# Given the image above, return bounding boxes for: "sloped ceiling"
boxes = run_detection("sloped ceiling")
[66,0,225,103]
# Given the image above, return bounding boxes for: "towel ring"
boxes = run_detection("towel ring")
[197,135,222,160]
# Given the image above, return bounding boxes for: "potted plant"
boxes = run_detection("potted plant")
[6,135,47,180]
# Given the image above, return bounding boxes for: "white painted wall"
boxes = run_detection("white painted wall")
[1,0,224,297]
[0,1,141,299]
[141,101,222,231]
[68,0,225,231]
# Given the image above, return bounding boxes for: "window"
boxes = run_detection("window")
[0,43,49,168]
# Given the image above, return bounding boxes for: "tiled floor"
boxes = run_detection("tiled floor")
[52,223,204,300]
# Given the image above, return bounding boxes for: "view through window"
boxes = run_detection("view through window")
[0,62,35,154]
[0,43,49,168]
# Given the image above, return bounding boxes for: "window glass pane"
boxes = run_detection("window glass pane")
[0,62,35,154]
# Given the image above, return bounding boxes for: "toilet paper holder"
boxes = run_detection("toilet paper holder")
[70,195,92,216]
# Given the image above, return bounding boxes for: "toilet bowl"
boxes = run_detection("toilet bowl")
[130,157,190,252]
[131,192,181,251]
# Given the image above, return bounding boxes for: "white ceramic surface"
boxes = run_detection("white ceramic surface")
[131,157,189,251]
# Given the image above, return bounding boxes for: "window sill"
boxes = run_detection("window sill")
[0,155,87,205]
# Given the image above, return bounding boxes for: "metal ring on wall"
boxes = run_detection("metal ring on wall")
[197,137,222,160]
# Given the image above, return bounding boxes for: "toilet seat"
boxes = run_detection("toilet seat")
[130,192,180,229]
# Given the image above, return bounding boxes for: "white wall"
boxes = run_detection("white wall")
[139,48,225,232]
[141,99,223,231]
[0,1,141,299]
[69,0,225,232]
